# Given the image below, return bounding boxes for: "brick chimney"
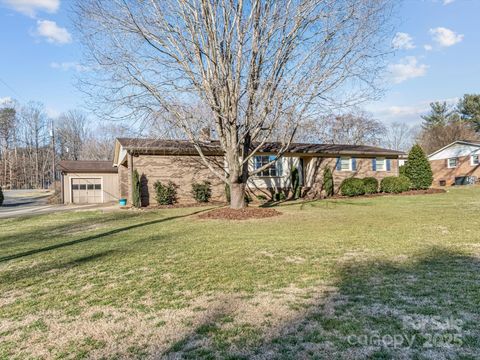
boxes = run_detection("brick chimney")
[199,127,211,142]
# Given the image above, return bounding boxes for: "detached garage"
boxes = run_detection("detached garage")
[58,160,119,204]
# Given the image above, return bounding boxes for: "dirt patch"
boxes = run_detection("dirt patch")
[198,207,281,220]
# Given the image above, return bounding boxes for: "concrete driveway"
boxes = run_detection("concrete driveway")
[0,190,116,219]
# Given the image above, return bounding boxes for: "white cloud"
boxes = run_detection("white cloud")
[429,27,463,47]
[368,97,459,125]
[423,44,433,51]
[50,62,89,72]
[1,0,59,17]
[0,96,14,105]
[387,56,428,84]
[443,0,455,5]
[392,32,415,50]
[35,20,71,44]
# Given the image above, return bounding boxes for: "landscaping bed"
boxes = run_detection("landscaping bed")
[333,187,446,199]
[198,206,281,220]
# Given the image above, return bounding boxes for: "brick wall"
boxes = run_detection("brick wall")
[304,156,399,197]
[129,154,225,205]
[123,153,400,204]
[430,155,480,186]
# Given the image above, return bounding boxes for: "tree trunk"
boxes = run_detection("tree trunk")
[229,182,246,209]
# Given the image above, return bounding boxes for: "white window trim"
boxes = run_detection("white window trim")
[447,158,457,169]
[340,157,352,171]
[252,155,283,178]
[376,157,386,172]
[471,154,479,166]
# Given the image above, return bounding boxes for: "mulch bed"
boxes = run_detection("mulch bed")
[148,201,226,209]
[330,187,446,199]
[198,207,281,220]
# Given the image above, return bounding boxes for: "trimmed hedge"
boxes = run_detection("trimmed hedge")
[380,176,411,194]
[0,186,3,206]
[363,177,379,194]
[340,178,365,197]
[154,180,177,205]
[191,181,212,202]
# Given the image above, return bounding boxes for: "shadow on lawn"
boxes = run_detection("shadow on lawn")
[0,208,212,263]
[0,250,118,284]
[163,247,480,359]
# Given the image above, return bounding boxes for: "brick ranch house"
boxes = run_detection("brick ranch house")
[428,140,480,186]
[58,138,404,205]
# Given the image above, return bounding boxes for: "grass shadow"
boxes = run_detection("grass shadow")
[0,250,118,284]
[162,247,480,359]
[0,208,213,263]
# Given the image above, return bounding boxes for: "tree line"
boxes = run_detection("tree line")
[418,94,480,154]
[0,100,126,189]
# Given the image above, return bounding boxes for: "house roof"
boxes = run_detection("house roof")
[116,138,405,157]
[58,160,118,173]
[428,140,480,158]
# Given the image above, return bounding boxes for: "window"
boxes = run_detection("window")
[340,157,352,171]
[471,155,479,166]
[94,184,102,190]
[376,158,386,171]
[447,158,457,168]
[254,155,283,177]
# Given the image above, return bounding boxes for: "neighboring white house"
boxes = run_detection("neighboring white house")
[428,140,480,186]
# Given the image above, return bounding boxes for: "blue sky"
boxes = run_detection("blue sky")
[0,0,479,126]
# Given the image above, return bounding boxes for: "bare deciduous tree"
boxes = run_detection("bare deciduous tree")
[56,110,89,161]
[418,121,479,155]
[81,123,130,160]
[382,121,418,151]
[75,0,394,208]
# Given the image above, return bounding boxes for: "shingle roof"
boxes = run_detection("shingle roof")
[58,160,117,173]
[116,138,405,157]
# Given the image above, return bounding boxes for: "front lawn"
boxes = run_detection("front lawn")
[1,188,479,359]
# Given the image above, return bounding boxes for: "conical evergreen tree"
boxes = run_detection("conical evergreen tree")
[132,170,141,208]
[404,145,433,190]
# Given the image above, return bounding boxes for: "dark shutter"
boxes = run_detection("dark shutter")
[372,158,377,171]
[352,157,357,171]
[386,159,391,171]
[336,157,341,171]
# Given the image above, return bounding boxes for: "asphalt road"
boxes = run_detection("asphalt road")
[0,190,113,219]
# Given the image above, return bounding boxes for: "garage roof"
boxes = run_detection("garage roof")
[58,160,118,173]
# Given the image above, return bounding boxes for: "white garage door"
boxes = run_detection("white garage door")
[71,178,103,203]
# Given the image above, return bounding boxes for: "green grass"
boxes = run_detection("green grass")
[1,187,480,359]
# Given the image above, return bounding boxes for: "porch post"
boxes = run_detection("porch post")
[128,151,134,205]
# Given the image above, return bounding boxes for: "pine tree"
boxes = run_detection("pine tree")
[132,170,141,208]
[404,145,433,190]
[421,102,453,128]
[457,94,480,131]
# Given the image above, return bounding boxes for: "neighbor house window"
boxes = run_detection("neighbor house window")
[254,155,283,177]
[376,158,386,171]
[471,155,479,166]
[447,158,457,168]
[340,157,352,171]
